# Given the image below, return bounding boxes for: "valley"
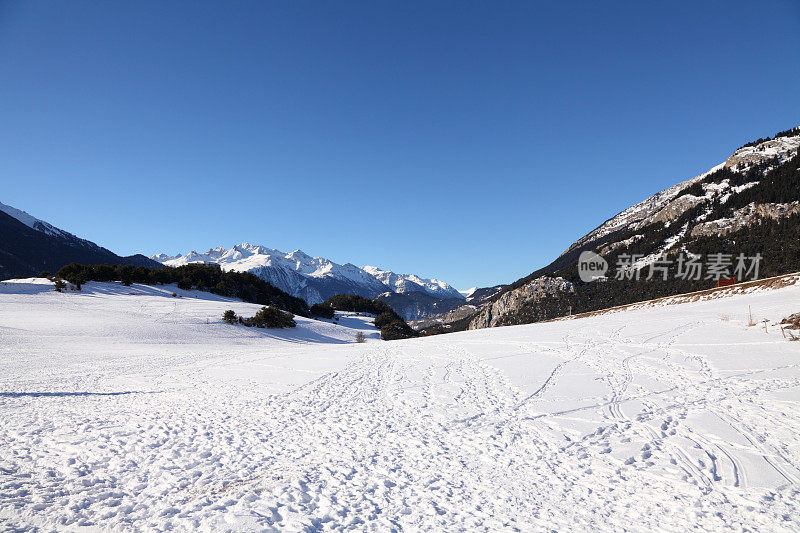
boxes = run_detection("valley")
[0,277,798,529]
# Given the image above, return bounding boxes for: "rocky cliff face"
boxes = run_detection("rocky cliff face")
[468,277,574,329]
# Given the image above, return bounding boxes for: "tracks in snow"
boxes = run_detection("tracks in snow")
[1,303,800,530]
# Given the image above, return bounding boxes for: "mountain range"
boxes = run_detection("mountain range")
[149,244,465,319]
[0,200,465,321]
[4,126,798,329]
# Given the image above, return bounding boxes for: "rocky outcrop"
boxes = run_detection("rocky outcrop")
[724,135,800,171]
[690,202,800,238]
[650,194,705,225]
[468,277,574,329]
[409,303,479,331]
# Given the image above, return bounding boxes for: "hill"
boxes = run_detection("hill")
[418,127,800,333]
[0,203,159,278]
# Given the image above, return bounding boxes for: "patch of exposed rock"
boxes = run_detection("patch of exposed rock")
[409,304,478,331]
[649,194,706,225]
[690,202,800,237]
[468,277,574,329]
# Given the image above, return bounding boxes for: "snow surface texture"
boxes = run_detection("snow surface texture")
[1,279,799,530]
[150,243,463,306]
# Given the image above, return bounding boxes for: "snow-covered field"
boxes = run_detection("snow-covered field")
[1,279,799,531]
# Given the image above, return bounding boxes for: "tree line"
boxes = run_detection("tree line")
[55,262,311,317]
[321,294,419,340]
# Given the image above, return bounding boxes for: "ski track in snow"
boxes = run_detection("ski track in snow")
[0,280,799,531]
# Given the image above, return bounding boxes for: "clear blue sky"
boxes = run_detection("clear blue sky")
[1,1,798,289]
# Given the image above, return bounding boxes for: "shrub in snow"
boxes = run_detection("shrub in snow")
[782,312,800,330]
[244,306,296,329]
[54,279,66,292]
[222,310,237,324]
[374,311,398,330]
[354,331,366,343]
[310,303,335,319]
[380,321,417,341]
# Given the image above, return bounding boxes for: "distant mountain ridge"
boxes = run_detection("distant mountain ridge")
[0,201,160,277]
[150,244,465,318]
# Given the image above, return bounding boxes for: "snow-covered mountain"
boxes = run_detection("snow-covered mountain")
[414,126,800,333]
[150,244,465,312]
[1,201,101,247]
[361,265,464,300]
[560,131,800,261]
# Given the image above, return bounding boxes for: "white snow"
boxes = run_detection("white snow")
[459,286,478,298]
[0,201,40,228]
[1,278,799,530]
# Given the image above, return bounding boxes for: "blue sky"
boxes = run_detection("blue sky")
[1,1,798,289]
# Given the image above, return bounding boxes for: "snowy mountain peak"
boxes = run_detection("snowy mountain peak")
[460,287,478,298]
[361,265,464,300]
[149,243,463,309]
[150,253,176,263]
[207,245,227,258]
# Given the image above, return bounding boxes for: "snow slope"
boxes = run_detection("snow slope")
[1,279,799,530]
